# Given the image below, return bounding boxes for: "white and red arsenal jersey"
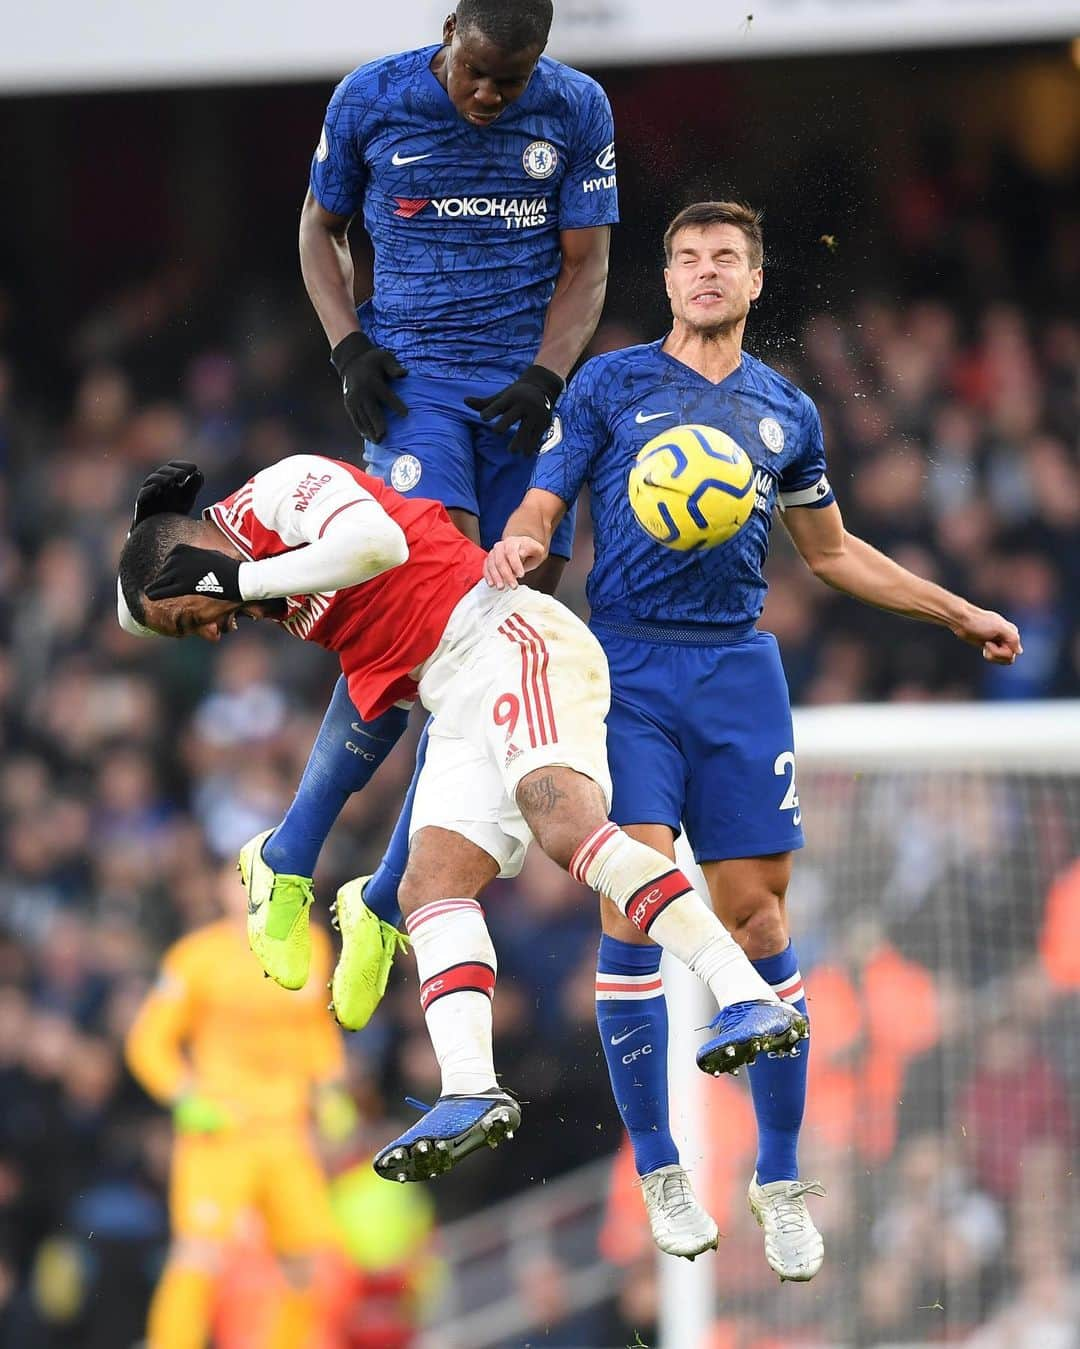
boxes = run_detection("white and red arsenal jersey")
[205,456,485,717]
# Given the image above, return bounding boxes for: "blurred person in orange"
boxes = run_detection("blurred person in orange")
[1039,855,1080,991]
[803,919,942,1165]
[125,860,357,1349]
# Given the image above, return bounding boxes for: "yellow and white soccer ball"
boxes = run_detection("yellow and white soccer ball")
[628,423,755,551]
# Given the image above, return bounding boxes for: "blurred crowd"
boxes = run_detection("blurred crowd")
[1,49,1079,1348]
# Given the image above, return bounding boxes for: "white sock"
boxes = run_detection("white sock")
[404,899,499,1097]
[570,824,777,1011]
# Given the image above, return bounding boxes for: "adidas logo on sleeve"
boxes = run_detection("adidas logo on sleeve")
[194,571,224,595]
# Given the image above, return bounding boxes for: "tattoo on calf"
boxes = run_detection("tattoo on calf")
[517,774,567,816]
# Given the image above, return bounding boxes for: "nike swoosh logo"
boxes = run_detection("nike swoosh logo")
[246,897,263,916]
[635,410,675,424]
[391,151,433,166]
[610,1024,649,1045]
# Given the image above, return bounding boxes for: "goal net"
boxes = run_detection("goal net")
[661,701,1080,1349]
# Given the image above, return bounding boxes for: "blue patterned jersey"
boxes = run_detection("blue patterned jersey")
[531,341,834,626]
[309,46,618,382]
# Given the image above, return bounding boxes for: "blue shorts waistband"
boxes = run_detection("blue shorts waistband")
[589,615,757,646]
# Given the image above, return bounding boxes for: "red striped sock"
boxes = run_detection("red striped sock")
[406,898,499,1096]
[569,824,775,1008]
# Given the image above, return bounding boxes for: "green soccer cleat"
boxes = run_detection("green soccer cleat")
[237,830,315,991]
[328,877,409,1031]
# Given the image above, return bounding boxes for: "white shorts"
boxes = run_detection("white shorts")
[410,582,612,878]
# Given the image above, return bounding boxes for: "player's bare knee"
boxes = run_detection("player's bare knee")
[516,767,608,870]
[398,826,498,914]
[728,896,787,960]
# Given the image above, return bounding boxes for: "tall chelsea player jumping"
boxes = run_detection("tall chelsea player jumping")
[486,201,1022,1275]
[241,0,618,974]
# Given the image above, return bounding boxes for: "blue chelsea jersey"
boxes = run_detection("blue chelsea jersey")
[310,46,619,382]
[532,342,835,627]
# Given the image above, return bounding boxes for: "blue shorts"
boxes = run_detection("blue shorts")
[364,373,577,559]
[592,618,805,863]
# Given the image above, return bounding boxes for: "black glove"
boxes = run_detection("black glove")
[330,331,408,444]
[145,546,242,602]
[132,460,204,531]
[464,364,565,457]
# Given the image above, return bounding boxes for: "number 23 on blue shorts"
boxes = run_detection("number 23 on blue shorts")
[597,624,805,863]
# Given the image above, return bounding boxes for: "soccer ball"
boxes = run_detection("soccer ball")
[628,423,755,551]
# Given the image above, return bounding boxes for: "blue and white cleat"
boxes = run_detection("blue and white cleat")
[373,1089,522,1183]
[696,1000,808,1077]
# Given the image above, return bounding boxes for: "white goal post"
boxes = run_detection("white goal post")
[662,700,1080,1349]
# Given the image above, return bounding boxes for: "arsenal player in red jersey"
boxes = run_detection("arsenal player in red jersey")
[118,455,805,1184]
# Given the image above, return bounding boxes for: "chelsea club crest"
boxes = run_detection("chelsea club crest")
[390,454,422,491]
[758,417,785,454]
[523,140,558,180]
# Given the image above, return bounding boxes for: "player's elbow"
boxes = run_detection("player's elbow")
[803,543,847,585]
[300,190,348,244]
[367,519,409,574]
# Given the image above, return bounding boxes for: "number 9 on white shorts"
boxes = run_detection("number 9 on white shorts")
[411,584,613,877]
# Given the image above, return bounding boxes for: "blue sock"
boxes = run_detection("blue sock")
[262,677,410,877]
[595,935,678,1177]
[362,720,431,924]
[746,941,809,1183]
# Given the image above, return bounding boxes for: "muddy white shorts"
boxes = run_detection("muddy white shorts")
[410,582,612,877]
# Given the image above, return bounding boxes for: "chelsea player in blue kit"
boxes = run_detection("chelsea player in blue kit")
[488,201,1022,1271]
[239,1,619,1002]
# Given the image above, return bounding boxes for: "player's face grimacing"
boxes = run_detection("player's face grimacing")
[139,593,270,643]
[437,16,543,126]
[664,223,764,336]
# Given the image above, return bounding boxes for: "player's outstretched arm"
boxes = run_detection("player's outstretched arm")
[300,191,408,442]
[783,501,1022,665]
[148,501,409,604]
[484,489,567,590]
[299,191,363,348]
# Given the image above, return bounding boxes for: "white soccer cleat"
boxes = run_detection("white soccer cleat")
[747,1174,826,1282]
[640,1164,720,1260]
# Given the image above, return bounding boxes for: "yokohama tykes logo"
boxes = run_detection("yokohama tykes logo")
[394,195,549,230]
[393,198,430,219]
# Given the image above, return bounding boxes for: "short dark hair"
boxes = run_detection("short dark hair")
[118,513,199,624]
[663,201,764,269]
[455,0,553,51]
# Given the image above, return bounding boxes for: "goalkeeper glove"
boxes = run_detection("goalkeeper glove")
[314,1085,360,1144]
[146,546,242,602]
[330,331,409,444]
[131,460,204,532]
[173,1094,233,1135]
[464,364,565,457]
